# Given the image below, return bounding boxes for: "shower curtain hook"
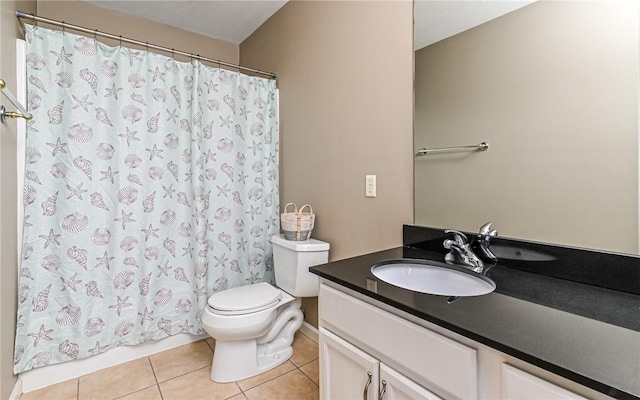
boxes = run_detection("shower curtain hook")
[61,21,66,35]
[171,48,175,59]
[32,13,37,28]
[93,29,98,42]
[145,42,149,52]
[119,35,122,47]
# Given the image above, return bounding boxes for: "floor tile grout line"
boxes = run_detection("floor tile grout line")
[149,341,214,384]
[147,355,166,400]
[297,370,319,388]
[233,382,243,399]
[296,357,319,368]
[107,357,160,400]
[225,388,246,400]
[241,370,300,398]
[73,359,155,400]
[148,356,160,385]
[155,354,211,382]
[157,383,165,400]
[236,361,300,392]
[111,383,159,400]
[295,364,320,388]
[156,364,212,385]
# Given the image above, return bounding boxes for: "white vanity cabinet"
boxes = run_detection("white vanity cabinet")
[320,327,442,400]
[318,282,610,400]
[318,284,478,399]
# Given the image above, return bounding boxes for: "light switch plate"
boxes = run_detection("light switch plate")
[365,175,376,197]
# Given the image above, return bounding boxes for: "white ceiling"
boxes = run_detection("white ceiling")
[414,0,536,50]
[84,0,288,44]
[84,0,535,49]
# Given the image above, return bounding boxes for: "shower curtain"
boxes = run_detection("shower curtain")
[14,25,279,373]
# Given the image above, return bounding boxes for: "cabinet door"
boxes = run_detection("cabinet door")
[501,364,589,400]
[379,364,443,400]
[319,328,379,400]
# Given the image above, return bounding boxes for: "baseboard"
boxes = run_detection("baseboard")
[20,333,206,393]
[299,321,318,343]
[8,378,22,400]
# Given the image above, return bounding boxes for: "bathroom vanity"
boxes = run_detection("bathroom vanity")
[310,226,640,400]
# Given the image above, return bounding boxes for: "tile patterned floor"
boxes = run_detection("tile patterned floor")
[20,332,319,400]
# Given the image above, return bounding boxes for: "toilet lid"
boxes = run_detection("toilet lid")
[207,282,282,312]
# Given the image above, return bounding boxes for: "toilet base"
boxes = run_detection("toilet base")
[210,338,294,383]
[208,299,304,383]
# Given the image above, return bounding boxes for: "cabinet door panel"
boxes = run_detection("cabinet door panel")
[502,364,589,400]
[380,364,443,400]
[320,328,379,400]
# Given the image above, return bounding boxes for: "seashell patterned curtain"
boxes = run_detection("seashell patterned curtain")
[15,25,279,373]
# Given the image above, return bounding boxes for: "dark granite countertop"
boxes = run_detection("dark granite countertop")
[310,246,640,400]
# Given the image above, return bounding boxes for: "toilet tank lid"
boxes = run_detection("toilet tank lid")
[208,282,282,311]
[271,234,330,251]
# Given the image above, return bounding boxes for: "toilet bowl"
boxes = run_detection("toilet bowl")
[202,235,329,383]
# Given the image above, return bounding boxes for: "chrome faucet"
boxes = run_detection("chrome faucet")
[443,223,499,274]
[443,230,485,273]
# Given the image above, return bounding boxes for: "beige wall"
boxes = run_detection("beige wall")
[241,0,414,259]
[37,0,238,65]
[415,1,638,254]
[1,2,36,398]
[240,1,414,326]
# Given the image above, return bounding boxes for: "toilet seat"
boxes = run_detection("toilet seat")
[208,282,282,315]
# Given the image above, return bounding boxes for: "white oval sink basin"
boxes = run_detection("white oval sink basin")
[371,259,496,297]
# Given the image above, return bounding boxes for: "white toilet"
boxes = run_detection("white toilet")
[202,234,329,383]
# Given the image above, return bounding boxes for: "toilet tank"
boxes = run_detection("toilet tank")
[271,235,329,297]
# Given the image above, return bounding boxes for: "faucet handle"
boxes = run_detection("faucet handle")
[478,222,498,237]
[444,230,468,246]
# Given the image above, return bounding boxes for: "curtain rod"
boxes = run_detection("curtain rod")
[16,10,277,80]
